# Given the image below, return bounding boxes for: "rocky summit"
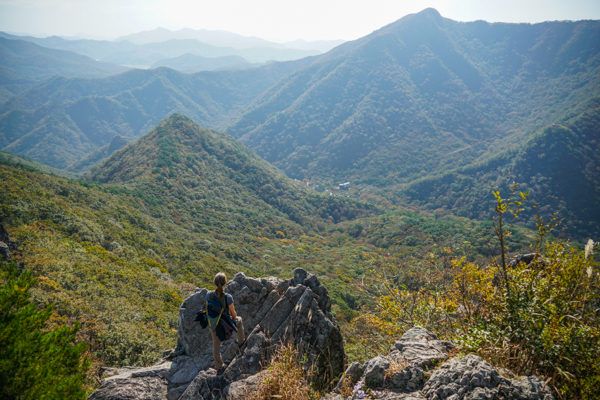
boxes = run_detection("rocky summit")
[90,268,345,400]
[90,271,554,400]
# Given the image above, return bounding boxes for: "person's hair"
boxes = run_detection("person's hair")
[214,272,227,296]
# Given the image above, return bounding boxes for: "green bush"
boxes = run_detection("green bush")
[0,259,89,400]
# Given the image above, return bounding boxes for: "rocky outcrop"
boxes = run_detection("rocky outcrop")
[423,355,553,400]
[334,328,553,400]
[89,363,172,400]
[91,268,344,400]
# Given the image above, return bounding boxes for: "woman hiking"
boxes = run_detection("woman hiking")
[206,272,245,372]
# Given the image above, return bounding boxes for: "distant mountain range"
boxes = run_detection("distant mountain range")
[0,37,126,102]
[117,27,344,53]
[0,8,598,237]
[0,29,334,67]
[151,53,253,73]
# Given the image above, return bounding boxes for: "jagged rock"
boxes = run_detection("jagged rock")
[387,365,424,392]
[88,362,171,400]
[0,223,15,259]
[90,268,344,400]
[177,369,225,400]
[223,370,267,400]
[422,355,553,400]
[389,327,454,369]
[364,356,390,388]
[338,327,454,398]
[173,269,344,398]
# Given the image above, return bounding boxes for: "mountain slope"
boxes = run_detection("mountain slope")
[0,37,126,102]
[0,60,308,169]
[402,98,600,238]
[88,114,369,225]
[229,9,600,186]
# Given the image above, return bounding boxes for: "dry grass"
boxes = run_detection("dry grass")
[337,372,354,397]
[247,343,318,400]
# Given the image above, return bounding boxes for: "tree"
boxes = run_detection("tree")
[0,260,89,400]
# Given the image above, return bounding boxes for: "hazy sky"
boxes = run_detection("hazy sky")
[1,0,599,42]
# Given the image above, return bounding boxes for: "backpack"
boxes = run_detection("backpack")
[206,292,225,329]
[206,291,237,341]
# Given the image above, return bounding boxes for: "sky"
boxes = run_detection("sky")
[1,0,599,42]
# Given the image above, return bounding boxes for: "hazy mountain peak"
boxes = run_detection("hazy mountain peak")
[415,7,442,18]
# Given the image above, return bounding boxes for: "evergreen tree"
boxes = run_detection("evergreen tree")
[0,260,88,400]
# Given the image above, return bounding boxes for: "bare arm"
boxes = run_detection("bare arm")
[229,303,237,319]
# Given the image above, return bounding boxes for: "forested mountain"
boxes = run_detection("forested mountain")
[0,37,126,102]
[403,98,600,237]
[88,114,369,226]
[229,9,600,188]
[0,60,308,169]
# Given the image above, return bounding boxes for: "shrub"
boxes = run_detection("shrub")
[0,259,89,399]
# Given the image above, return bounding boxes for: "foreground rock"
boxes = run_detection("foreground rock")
[423,355,553,400]
[91,268,344,400]
[334,327,553,400]
[89,363,171,400]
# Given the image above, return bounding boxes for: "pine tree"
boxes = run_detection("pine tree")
[0,259,89,400]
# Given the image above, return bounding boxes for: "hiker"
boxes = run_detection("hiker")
[206,272,245,371]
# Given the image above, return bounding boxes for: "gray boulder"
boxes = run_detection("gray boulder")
[364,356,390,388]
[389,327,454,369]
[339,327,454,395]
[88,363,172,400]
[0,223,15,259]
[422,355,553,400]
[334,328,552,400]
[0,241,9,259]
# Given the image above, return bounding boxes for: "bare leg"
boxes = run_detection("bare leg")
[209,328,223,369]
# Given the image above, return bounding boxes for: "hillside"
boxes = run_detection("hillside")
[88,114,370,226]
[0,115,512,371]
[0,37,125,102]
[402,98,600,238]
